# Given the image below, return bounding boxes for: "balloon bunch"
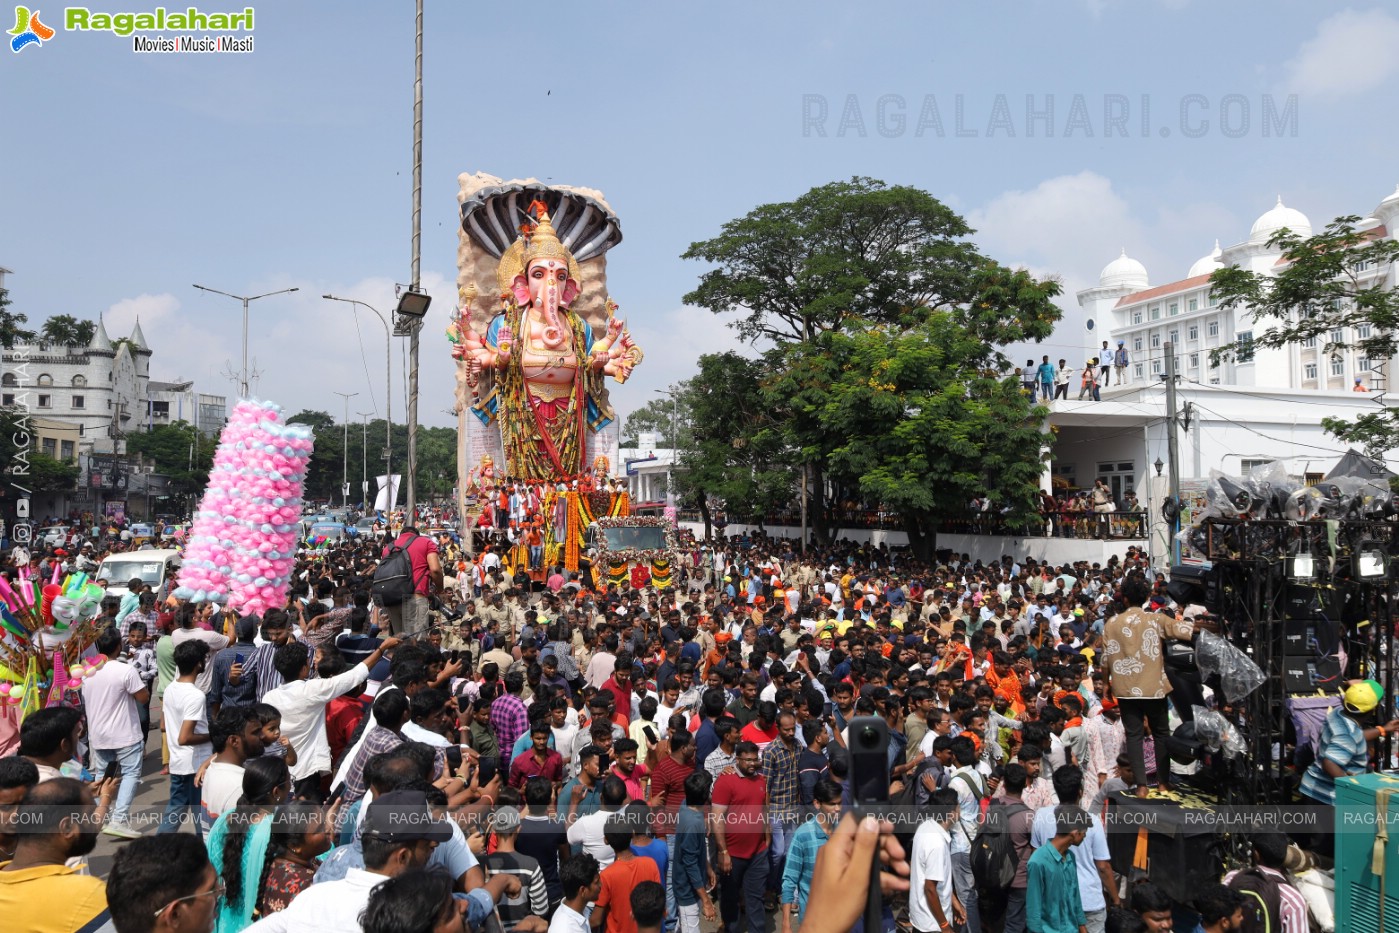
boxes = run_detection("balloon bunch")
[175,398,315,616]
[0,570,107,714]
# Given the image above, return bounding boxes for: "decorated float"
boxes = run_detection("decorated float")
[448,175,677,582]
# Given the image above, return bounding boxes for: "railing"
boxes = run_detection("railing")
[676,508,1149,540]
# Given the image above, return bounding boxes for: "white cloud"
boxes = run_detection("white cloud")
[608,304,754,419]
[967,172,1238,365]
[1286,9,1399,98]
[104,292,180,336]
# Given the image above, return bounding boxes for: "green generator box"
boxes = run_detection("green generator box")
[1335,772,1399,931]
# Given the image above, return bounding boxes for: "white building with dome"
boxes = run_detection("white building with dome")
[1033,186,1399,569]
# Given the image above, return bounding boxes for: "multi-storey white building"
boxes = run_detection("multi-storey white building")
[1046,185,1399,567]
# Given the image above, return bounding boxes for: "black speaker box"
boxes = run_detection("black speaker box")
[1282,618,1340,657]
[1280,584,1339,621]
[1283,655,1343,693]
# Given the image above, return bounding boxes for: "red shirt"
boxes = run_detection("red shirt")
[650,755,691,837]
[326,694,368,767]
[508,748,564,788]
[597,855,661,933]
[607,675,633,721]
[383,532,440,596]
[712,770,768,859]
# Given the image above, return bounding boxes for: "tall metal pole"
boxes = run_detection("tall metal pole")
[1164,342,1182,564]
[405,0,424,523]
[323,296,394,515]
[358,411,373,510]
[334,392,357,509]
[193,285,299,399]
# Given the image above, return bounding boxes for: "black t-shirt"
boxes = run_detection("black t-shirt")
[516,813,568,904]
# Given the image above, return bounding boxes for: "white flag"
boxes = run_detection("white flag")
[374,474,402,513]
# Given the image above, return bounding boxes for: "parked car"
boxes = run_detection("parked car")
[307,521,347,543]
[97,548,182,601]
[36,525,69,549]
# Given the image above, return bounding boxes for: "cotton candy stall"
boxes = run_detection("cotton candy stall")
[174,399,314,616]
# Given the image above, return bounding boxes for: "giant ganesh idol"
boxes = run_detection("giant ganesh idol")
[449,176,643,484]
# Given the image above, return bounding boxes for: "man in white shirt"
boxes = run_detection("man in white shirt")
[947,739,985,933]
[910,788,964,933]
[263,637,399,800]
[566,776,626,869]
[200,707,266,835]
[82,626,150,838]
[161,640,214,836]
[244,790,465,933]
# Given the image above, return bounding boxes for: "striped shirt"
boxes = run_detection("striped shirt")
[1223,866,1309,933]
[1299,707,1368,805]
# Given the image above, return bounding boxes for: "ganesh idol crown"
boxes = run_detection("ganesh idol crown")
[447,174,644,486]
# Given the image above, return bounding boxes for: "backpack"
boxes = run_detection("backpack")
[371,533,420,607]
[1227,867,1290,933]
[969,799,1031,898]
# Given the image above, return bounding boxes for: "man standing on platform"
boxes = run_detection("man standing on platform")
[381,526,442,636]
[1101,574,1202,798]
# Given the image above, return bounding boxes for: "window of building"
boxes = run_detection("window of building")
[1210,377,1221,384]
[1134,364,1143,378]
[1331,356,1344,376]
[0,373,15,387]
[150,401,170,419]
[1305,363,1317,379]
[108,372,113,382]
[1355,259,1374,273]
[1133,337,1142,352]
[37,394,50,408]
[1132,311,1142,325]
[41,438,56,457]
[1188,325,1199,341]
[1189,353,1199,369]
[1169,330,1180,346]
[1209,292,1218,306]
[1237,330,1254,362]
[1359,356,1372,372]
[1152,359,1162,373]
[37,373,52,387]
[1305,472,1325,486]
[60,440,74,460]
[1358,324,1372,339]
[1302,335,1316,348]
[1208,320,1219,337]
[1150,306,1161,320]
[1169,303,1179,316]
[1188,298,1199,312]
[1330,328,1344,345]
[107,399,113,410]
[72,374,86,387]
[1240,459,1276,473]
[1,394,12,406]
[1151,333,1161,348]
[71,395,84,409]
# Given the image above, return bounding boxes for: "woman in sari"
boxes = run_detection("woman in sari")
[207,756,290,933]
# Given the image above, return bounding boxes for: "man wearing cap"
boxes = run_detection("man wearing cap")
[246,789,518,933]
[1299,679,1399,853]
[1113,340,1129,386]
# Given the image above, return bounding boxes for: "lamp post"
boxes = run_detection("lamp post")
[401,0,427,525]
[654,386,680,508]
[358,411,374,510]
[192,284,299,398]
[323,295,395,514]
[333,391,358,509]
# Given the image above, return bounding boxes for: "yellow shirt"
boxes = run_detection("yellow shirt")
[0,861,110,933]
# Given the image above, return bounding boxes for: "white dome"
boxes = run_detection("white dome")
[1187,239,1224,278]
[1249,196,1312,244]
[1098,248,1149,289]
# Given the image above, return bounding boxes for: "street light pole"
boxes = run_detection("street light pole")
[358,411,373,510]
[192,284,299,398]
[334,391,358,509]
[654,387,680,508]
[406,0,425,524]
[323,295,394,514]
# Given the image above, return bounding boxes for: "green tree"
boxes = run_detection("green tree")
[1210,216,1399,456]
[286,410,456,508]
[675,353,795,539]
[622,395,688,448]
[27,452,80,494]
[0,287,35,349]
[40,315,97,347]
[682,177,1062,543]
[123,421,220,497]
[804,315,1048,558]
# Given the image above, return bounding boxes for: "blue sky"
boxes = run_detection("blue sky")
[5,2,1399,428]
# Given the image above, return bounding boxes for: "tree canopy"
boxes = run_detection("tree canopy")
[40,315,97,347]
[1210,215,1399,455]
[0,288,35,349]
[677,178,1062,554]
[285,410,457,505]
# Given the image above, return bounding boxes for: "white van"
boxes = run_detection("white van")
[97,549,183,601]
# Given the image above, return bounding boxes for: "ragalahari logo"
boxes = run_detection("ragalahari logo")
[9,6,53,52]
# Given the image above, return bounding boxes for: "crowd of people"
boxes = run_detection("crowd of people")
[0,521,1361,933]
